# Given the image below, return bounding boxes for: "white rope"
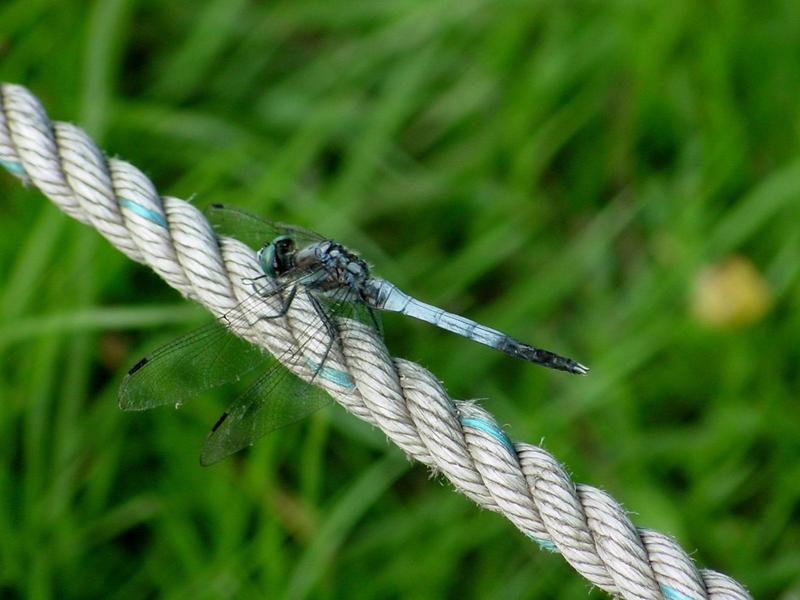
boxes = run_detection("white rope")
[0,83,751,600]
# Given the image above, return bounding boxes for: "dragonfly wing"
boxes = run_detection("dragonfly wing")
[118,276,300,411]
[199,363,333,465]
[332,299,382,338]
[118,319,267,411]
[205,203,325,251]
[200,284,361,464]
[316,284,383,339]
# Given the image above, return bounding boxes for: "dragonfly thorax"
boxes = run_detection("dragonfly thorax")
[259,236,371,297]
[305,240,371,294]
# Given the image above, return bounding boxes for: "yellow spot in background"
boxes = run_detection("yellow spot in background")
[691,256,772,328]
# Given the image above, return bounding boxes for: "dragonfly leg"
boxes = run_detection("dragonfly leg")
[243,274,269,295]
[255,285,299,320]
[306,294,338,382]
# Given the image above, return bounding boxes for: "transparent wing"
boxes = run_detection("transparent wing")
[118,249,343,411]
[325,292,383,338]
[199,285,371,465]
[199,360,334,466]
[118,319,266,411]
[205,203,325,251]
[118,270,306,411]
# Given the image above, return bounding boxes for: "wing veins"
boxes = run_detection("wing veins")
[200,284,362,464]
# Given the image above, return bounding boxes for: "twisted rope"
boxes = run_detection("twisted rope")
[0,83,750,600]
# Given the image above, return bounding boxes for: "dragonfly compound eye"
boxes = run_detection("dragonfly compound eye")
[257,243,278,277]
[257,236,295,277]
[272,236,296,275]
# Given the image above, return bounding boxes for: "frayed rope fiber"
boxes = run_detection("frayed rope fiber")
[0,83,750,600]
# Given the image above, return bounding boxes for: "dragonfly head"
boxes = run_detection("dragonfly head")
[258,235,296,277]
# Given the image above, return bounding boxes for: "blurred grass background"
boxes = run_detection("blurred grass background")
[1,0,799,598]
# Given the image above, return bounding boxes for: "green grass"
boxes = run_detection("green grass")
[2,0,800,597]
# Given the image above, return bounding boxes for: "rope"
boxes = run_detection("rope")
[0,83,751,600]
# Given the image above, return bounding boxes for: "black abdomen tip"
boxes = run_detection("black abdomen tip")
[502,339,589,375]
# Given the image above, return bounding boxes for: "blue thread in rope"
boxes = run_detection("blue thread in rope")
[527,534,558,552]
[661,585,695,600]
[461,416,516,456]
[119,198,168,228]
[462,417,557,547]
[0,159,25,176]
[305,358,354,388]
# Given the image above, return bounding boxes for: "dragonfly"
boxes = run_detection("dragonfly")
[119,204,588,465]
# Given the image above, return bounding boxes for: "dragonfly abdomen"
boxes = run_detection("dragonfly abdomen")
[368,279,588,375]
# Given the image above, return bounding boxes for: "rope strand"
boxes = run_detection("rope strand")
[0,83,751,600]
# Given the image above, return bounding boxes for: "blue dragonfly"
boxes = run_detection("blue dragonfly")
[119,205,588,464]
